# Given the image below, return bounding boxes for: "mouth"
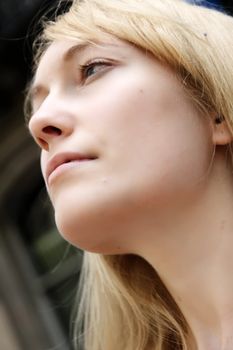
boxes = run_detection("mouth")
[46,152,98,183]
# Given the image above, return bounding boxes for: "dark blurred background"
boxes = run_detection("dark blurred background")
[0,0,232,349]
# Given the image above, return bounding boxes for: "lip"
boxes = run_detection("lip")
[46,152,97,183]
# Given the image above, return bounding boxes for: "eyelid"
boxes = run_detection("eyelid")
[79,55,118,66]
[78,57,118,82]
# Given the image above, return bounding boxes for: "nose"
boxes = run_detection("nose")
[28,99,75,152]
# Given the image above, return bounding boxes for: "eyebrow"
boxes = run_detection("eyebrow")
[63,42,92,61]
[27,41,122,112]
[63,41,122,61]
[29,43,91,102]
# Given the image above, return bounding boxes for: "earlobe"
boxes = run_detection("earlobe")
[212,116,233,146]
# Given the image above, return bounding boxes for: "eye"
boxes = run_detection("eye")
[79,59,113,82]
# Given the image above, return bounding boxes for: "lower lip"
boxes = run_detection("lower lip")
[48,159,94,185]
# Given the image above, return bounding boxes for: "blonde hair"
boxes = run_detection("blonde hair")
[30,0,233,349]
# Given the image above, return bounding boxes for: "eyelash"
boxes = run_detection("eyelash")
[79,59,113,82]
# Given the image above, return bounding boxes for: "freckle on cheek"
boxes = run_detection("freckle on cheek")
[101,177,108,184]
[126,88,145,106]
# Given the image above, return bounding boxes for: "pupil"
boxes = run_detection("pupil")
[87,66,96,77]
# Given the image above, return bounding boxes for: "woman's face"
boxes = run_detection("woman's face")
[29,37,214,254]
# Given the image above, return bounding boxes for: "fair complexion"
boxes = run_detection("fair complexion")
[28,37,233,350]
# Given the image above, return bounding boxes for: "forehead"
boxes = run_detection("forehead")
[34,40,87,81]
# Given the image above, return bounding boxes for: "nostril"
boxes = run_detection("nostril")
[38,138,48,150]
[42,125,62,136]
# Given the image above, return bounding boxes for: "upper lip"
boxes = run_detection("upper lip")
[46,151,97,181]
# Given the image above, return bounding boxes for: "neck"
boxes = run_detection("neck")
[139,149,233,350]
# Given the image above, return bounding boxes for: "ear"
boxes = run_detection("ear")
[211,115,233,145]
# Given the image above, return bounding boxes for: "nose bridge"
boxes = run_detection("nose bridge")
[29,89,75,151]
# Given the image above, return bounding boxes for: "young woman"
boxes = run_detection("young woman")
[26,0,233,349]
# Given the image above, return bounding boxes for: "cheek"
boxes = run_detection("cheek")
[97,86,214,206]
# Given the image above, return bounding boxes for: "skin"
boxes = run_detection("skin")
[29,37,233,350]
